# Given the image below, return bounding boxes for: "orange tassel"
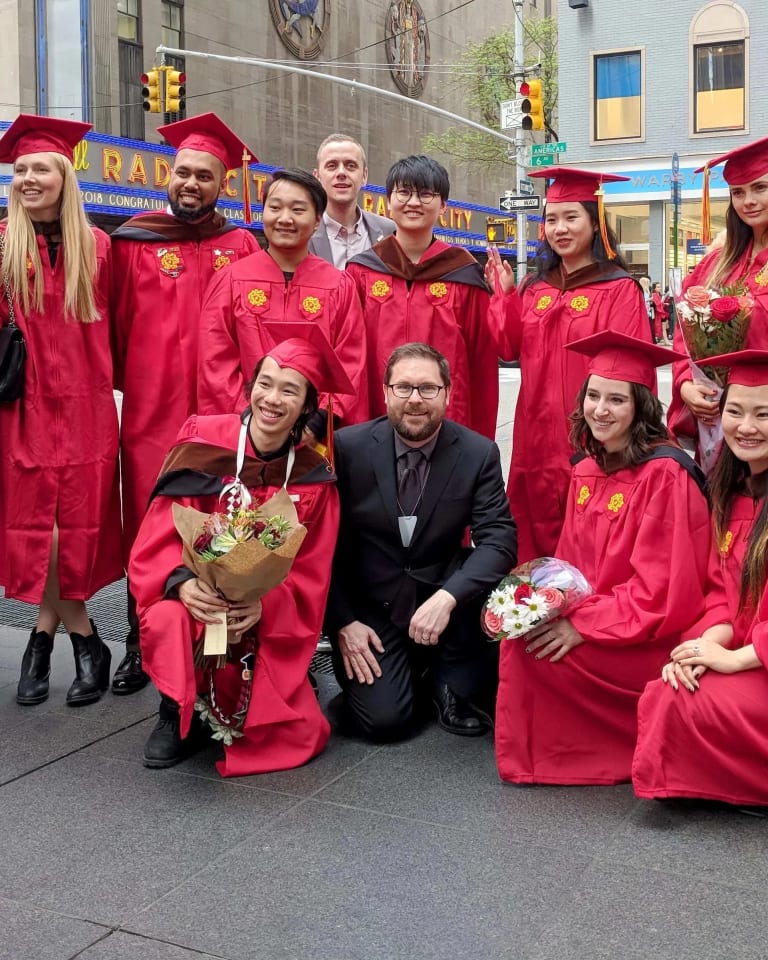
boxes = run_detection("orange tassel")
[242,149,252,224]
[701,163,712,246]
[596,185,616,260]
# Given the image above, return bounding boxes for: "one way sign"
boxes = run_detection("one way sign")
[499,195,541,212]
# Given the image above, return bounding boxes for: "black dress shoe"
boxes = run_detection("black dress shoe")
[17,629,54,705]
[111,650,150,695]
[432,683,492,737]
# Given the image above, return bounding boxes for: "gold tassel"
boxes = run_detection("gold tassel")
[242,149,252,224]
[701,163,711,246]
[596,184,616,260]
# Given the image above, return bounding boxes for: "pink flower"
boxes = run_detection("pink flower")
[484,610,504,634]
[514,582,533,603]
[710,296,740,322]
[538,586,564,610]
[686,285,711,308]
[737,294,754,312]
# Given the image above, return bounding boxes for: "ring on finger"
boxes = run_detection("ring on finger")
[692,644,701,656]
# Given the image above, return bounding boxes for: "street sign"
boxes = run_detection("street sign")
[498,195,541,211]
[529,154,555,167]
[672,151,680,179]
[531,141,567,156]
[500,98,525,130]
[519,177,535,196]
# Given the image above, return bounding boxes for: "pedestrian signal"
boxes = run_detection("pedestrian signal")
[519,80,544,132]
[141,69,162,114]
[165,69,186,114]
[486,218,515,244]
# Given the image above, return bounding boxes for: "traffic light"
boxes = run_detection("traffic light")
[165,69,186,114]
[486,218,515,244]
[520,79,544,132]
[141,69,162,114]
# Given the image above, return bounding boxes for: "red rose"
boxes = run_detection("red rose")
[193,531,213,553]
[709,295,740,322]
[514,582,533,602]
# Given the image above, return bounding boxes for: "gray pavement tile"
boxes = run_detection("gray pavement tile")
[313,725,640,854]
[526,861,768,960]
[123,799,592,960]
[601,797,768,889]
[78,931,229,959]
[0,751,300,926]
[0,896,109,960]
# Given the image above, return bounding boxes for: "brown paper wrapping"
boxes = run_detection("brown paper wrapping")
[172,487,307,656]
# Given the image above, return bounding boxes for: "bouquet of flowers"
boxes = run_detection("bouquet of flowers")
[481,557,593,642]
[676,282,754,473]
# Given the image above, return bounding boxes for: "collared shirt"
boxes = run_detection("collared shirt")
[323,209,370,269]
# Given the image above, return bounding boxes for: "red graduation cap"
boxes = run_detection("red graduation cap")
[0,114,91,164]
[529,167,630,260]
[158,112,258,223]
[696,136,768,246]
[565,330,686,391]
[695,349,768,389]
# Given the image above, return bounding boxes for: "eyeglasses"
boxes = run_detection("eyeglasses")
[387,382,446,400]
[392,187,438,204]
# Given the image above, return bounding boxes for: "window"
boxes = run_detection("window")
[592,50,643,142]
[690,3,749,135]
[117,0,139,42]
[161,0,183,48]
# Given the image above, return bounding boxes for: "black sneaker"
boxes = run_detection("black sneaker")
[143,696,183,768]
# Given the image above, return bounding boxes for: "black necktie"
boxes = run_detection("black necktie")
[398,449,423,515]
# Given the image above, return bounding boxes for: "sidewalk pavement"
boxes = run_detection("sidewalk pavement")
[4,368,764,960]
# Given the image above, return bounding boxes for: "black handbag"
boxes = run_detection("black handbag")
[0,231,26,402]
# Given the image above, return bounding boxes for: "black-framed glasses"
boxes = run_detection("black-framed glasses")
[387,382,446,400]
[392,187,438,204]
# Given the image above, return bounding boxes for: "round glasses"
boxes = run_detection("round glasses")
[387,382,446,400]
[392,188,438,204]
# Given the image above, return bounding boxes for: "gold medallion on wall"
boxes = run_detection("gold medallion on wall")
[269,0,330,60]
[384,0,430,98]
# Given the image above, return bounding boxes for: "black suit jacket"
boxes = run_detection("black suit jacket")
[327,417,518,632]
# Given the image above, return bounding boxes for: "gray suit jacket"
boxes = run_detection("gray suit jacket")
[309,207,395,266]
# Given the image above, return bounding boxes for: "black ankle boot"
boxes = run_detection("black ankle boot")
[17,629,55,705]
[144,695,183,768]
[66,622,111,706]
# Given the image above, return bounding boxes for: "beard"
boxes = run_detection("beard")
[391,408,442,443]
[167,195,218,222]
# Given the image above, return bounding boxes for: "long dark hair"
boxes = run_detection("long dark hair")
[527,201,630,284]
[709,383,768,612]
[243,358,319,446]
[568,378,669,471]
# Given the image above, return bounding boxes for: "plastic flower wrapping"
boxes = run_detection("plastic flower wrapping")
[676,283,754,474]
[481,557,593,642]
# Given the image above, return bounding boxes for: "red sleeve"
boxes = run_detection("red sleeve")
[490,289,523,360]
[459,286,502,439]
[110,240,138,392]
[325,271,368,425]
[128,492,190,610]
[567,469,716,646]
[197,269,245,415]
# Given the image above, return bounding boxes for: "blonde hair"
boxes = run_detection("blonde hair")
[2,153,97,322]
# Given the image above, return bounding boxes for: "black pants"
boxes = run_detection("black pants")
[332,600,498,742]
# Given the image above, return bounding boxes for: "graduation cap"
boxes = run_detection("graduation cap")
[695,136,768,245]
[158,112,258,223]
[0,114,92,164]
[695,349,768,388]
[259,322,355,464]
[565,330,686,391]
[529,167,630,260]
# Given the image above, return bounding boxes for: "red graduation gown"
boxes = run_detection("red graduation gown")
[0,227,122,603]
[128,414,339,777]
[668,245,768,443]
[196,249,367,425]
[346,239,500,440]
[632,494,768,806]
[496,453,721,785]
[500,266,651,561]
[112,214,260,557]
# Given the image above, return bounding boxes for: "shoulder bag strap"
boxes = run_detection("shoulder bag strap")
[0,230,17,326]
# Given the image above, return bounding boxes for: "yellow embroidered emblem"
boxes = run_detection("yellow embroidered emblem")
[25,256,33,273]
[429,282,448,298]
[607,493,625,513]
[570,295,589,312]
[302,296,322,314]
[213,255,231,271]
[247,288,267,306]
[576,485,590,506]
[754,265,768,287]
[535,295,552,311]
[719,530,734,555]
[371,279,391,298]
[160,252,180,271]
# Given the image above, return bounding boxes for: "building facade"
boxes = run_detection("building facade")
[558,0,765,284]
[0,0,555,214]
